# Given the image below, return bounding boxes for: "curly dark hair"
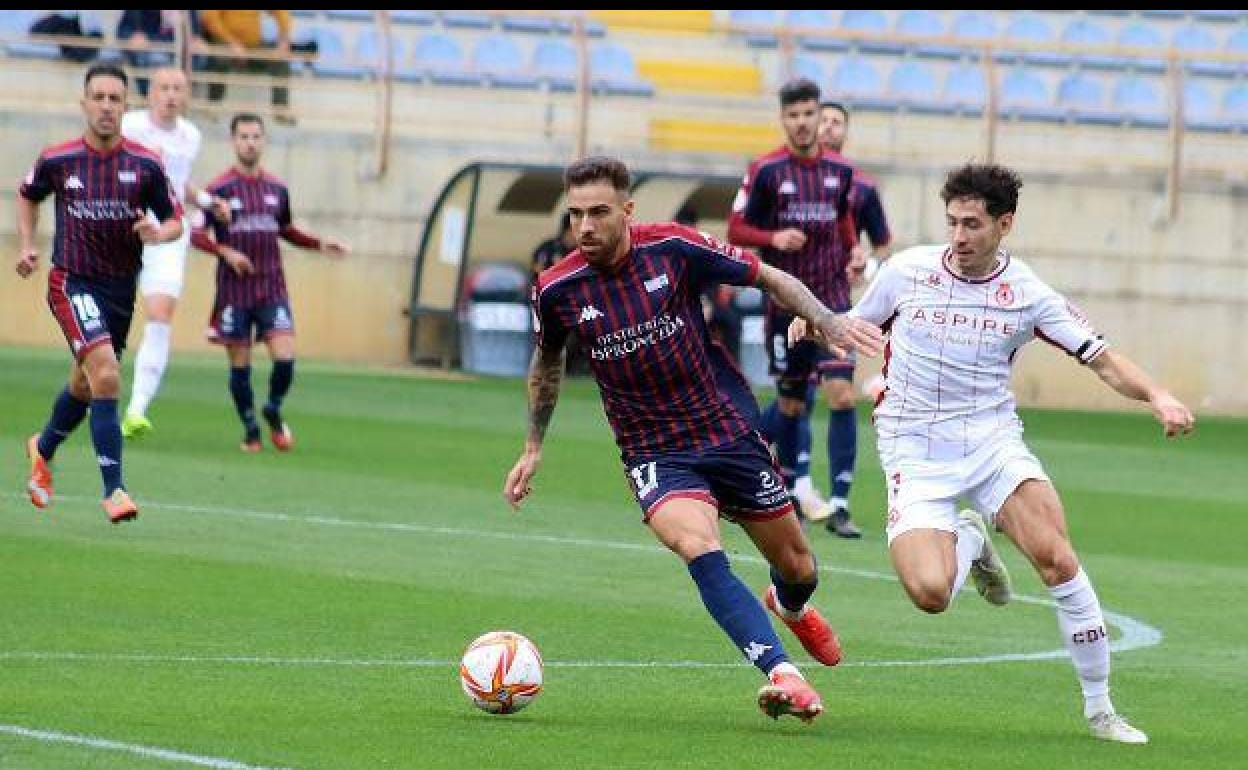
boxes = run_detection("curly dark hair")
[941,163,1023,218]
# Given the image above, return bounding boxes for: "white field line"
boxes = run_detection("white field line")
[0,724,295,770]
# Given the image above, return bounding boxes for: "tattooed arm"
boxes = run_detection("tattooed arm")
[503,344,567,509]
[757,263,883,357]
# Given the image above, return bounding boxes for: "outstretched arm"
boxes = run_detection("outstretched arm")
[757,263,882,357]
[1086,350,1194,437]
[502,344,567,509]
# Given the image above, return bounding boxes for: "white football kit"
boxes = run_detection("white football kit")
[850,245,1107,542]
[122,110,201,298]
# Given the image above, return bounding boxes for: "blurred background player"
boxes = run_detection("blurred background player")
[120,67,232,440]
[193,113,349,452]
[727,78,859,530]
[795,162,1195,743]
[16,64,183,522]
[504,156,883,722]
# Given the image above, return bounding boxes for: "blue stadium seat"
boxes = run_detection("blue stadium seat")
[354,28,407,77]
[501,14,556,34]
[951,11,996,41]
[731,9,779,48]
[1062,17,1120,70]
[308,26,367,78]
[2,10,60,60]
[790,54,827,88]
[1057,71,1119,124]
[1116,21,1166,73]
[787,9,844,52]
[943,63,988,114]
[1113,74,1167,128]
[1226,26,1248,76]
[1183,80,1230,131]
[473,35,538,89]
[1220,83,1248,129]
[390,10,435,27]
[413,32,481,86]
[841,9,900,54]
[1174,24,1231,77]
[1139,10,1188,20]
[999,67,1062,121]
[442,12,494,30]
[1195,10,1248,23]
[896,9,961,59]
[1003,12,1067,67]
[590,43,654,96]
[532,39,578,91]
[830,55,895,110]
[888,60,948,113]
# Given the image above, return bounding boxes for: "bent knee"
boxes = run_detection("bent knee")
[777,398,806,417]
[773,549,817,584]
[908,584,952,614]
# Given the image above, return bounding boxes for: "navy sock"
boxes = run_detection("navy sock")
[266,359,294,414]
[229,366,258,435]
[759,399,779,443]
[688,550,788,674]
[88,398,124,496]
[37,387,90,460]
[828,407,858,504]
[794,385,817,482]
[767,404,803,488]
[770,557,819,615]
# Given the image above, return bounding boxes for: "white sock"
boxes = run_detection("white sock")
[1049,568,1113,718]
[128,321,171,417]
[767,661,802,681]
[951,518,984,597]
[793,476,814,495]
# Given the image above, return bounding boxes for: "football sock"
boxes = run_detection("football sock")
[770,562,818,620]
[1049,569,1113,718]
[229,366,258,433]
[688,550,787,674]
[952,516,985,598]
[266,358,294,413]
[827,407,857,508]
[37,387,89,460]
[88,398,124,496]
[765,403,802,488]
[127,320,170,417]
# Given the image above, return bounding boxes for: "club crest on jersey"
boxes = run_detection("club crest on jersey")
[578,305,604,324]
[118,170,137,184]
[994,282,1015,307]
[778,179,797,195]
[644,273,669,293]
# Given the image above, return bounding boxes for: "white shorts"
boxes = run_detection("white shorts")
[138,217,190,298]
[880,433,1049,545]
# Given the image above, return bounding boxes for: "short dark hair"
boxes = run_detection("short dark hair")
[84,64,128,91]
[230,112,265,135]
[779,77,820,107]
[941,163,1023,218]
[820,101,849,124]
[564,156,630,192]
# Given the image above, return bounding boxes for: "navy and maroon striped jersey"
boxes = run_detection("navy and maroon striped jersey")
[19,138,179,280]
[535,223,763,459]
[733,146,856,313]
[850,169,891,250]
[201,168,319,308]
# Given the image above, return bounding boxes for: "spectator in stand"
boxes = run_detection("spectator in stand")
[199,11,294,122]
[116,11,180,97]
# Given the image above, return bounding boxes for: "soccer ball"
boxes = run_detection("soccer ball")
[459,631,544,714]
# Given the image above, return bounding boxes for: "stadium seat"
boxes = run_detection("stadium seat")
[943,63,988,114]
[413,32,481,86]
[1195,10,1248,23]
[441,12,494,30]
[999,67,1062,121]
[896,9,961,60]
[1116,22,1166,73]
[1226,26,1248,76]
[888,60,947,113]
[787,10,844,52]
[1003,12,1067,67]
[1174,24,1231,77]
[501,14,556,34]
[1183,80,1230,131]
[841,9,900,54]
[951,11,996,42]
[590,43,654,96]
[1220,83,1248,130]
[1113,74,1167,128]
[532,39,578,91]
[2,10,60,60]
[390,10,435,27]
[1057,71,1119,124]
[732,10,779,48]
[354,28,407,77]
[790,54,827,89]
[1062,17,1119,70]
[308,26,366,78]
[830,55,895,110]
[1139,10,1188,20]
[473,35,539,89]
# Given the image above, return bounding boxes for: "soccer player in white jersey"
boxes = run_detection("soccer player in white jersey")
[791,163,1194,743]
[120,67,232,438]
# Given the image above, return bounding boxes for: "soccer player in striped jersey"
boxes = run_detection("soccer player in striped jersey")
[16,65,184,523]
[791,163,1194,743]
[727,79,861,531]
[192,113,350,452]
[504,157,883,722]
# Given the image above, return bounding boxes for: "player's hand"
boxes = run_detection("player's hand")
[210,197,232,223]
[1150,390,1195,438]
[220,246,254,277]
[322,238,351,258]
[133,215,162,244]
[15,248,39,278]
[846,245,868,287]
[503,449,541,510]
[770,228,807,252]
[791,313,884,358]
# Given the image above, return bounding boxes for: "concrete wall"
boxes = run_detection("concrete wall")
[1,107,1244,414]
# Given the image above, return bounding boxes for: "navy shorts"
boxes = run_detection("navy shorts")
[765,312,855,399]
[624,432,795,522]
[209,299,295,345]
[46,267,136,361]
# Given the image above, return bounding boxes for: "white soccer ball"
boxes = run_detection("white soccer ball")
[459,631,544,714]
